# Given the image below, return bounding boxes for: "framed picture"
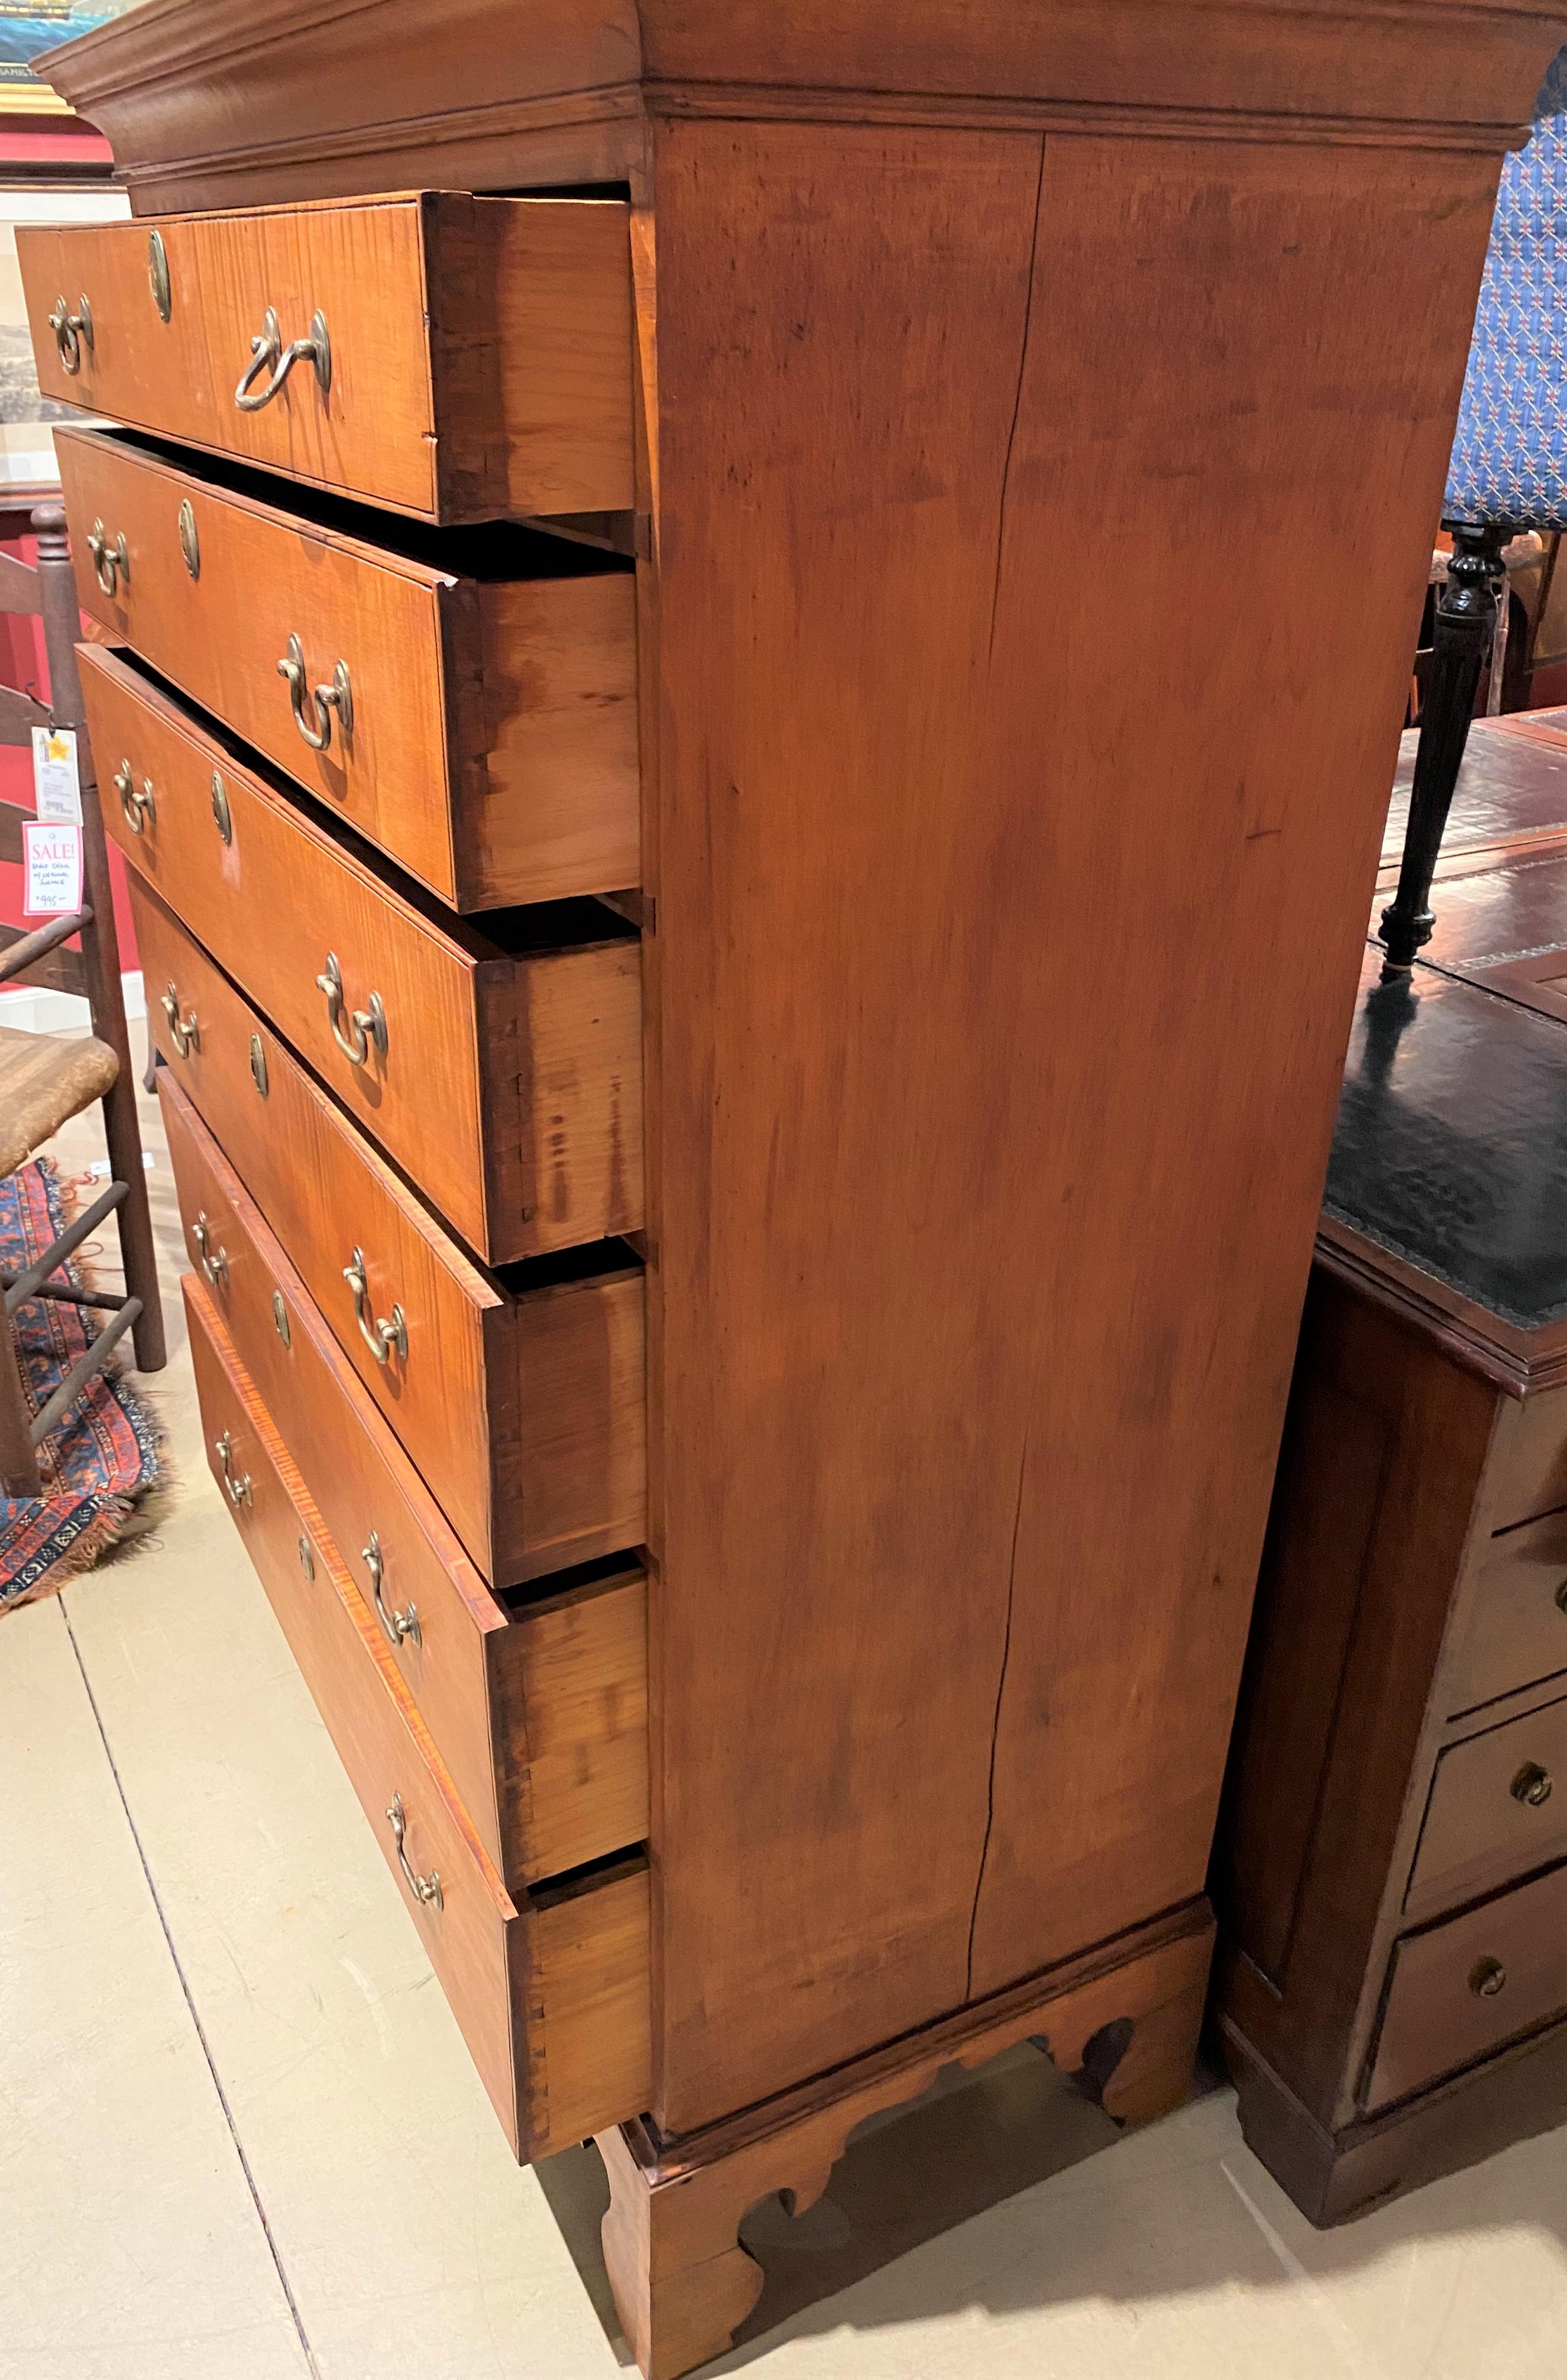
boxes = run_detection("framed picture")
[0,184,128,491]
[0,4,141,115]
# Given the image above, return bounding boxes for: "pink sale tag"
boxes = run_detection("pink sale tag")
[22,818,84,917]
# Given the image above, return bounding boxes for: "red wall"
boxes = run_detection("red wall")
[0,526,139,968]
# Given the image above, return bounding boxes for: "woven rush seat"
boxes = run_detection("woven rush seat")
[0,1025,118,1179]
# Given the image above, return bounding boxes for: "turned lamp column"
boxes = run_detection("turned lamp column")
[1380,523,1510,973]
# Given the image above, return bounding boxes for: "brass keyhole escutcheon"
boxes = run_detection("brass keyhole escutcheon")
[179,498,200,580]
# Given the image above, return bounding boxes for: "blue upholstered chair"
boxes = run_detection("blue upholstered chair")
[1381,47,1567,970]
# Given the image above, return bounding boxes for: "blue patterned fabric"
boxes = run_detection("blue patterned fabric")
[1446,46,1567,530]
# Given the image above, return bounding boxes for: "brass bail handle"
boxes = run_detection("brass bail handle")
[213,1430,251,1508]
[316,951,387,1067]
[112,760,154,834]
[363,1531,420,1649]
[47,292,92,374]
[386,1793,442,1911]
[235,304,332,411]
[344,1248,407,1368]
[191,1212,228,1289]
[87,519,128,598]
[279,633,353,754]
[160,982,199,1059]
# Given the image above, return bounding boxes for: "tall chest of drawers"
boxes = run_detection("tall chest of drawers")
[21,4,1560,2372]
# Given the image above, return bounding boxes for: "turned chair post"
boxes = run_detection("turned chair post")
[30,503,166,1372]
[1379,522,1508,974]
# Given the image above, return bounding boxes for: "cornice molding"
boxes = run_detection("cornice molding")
[31,0,1567,209]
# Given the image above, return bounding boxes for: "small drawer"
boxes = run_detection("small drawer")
[161,1067,647,1892]
[1366,1858,1567,2112]
[1481,1382,1567,1533]
[90,643,643,1262]
[20,193,633,522]
[61,430,639,909]
[1443,1505,1567,1718]
[135,880,646,1588]
[185,1274,651,2162]
[1406,1688,1567,1922]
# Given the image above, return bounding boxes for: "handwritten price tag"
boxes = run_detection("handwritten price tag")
[31,726,82,823]
[22,818,83,917]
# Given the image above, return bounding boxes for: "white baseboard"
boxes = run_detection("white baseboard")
[0,969,145,1035]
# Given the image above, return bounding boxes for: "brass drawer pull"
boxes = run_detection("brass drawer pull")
[344,1248,407,1367]
[363,1530,420,1649]
[160,982,199,1059]
[235,305,331,411]
[47,293,92,374]
[249,1034,269,1098]
[213,1429,251,1508]
[1511,1761,1553,1808]
[88,520,128,598]
[1469,1957,1507,1999]
[148,230,171,323]
[271,1288,291,1348]
[179,499,200,581]
[112,761,154,834]
[297,1534,315,1582]
[191,1212,228,1289]
[386,1793,442,1911]
[316,951,386,1066]
[210,772,232,845]
[279,633,352,754]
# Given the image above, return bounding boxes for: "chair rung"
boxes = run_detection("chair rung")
[3,1178,127,1316]
[29,1296,143,1445]
[0,1271,124,1313]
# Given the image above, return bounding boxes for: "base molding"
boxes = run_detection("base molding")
[595,1897,1215,2380]
[1219,2010,1567,2227]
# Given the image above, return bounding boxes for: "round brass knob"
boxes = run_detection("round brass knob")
[1469,1957,1508,1999]
[1511,1761,1554,1808]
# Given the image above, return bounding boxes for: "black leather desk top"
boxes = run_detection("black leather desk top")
[1326,945,1567,1331]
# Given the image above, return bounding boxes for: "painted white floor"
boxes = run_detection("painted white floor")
[4,1053,1567,2380]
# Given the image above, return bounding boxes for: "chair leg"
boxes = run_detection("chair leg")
[1380,521,1508,973]
[33,503,166,1375]
[0,1307,41,1499]
[99,1081,166,1372]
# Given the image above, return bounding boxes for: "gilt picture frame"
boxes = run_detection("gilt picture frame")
[0,3,141,115]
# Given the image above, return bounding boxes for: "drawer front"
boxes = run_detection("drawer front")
[95,649,645,1264]
[87,643,488,1251]
[137,880,647,1584]
[59,429,640,911]
[1445,1505,1567,1718]
[136,875,500,1562]
[1407,1689,1567,1920]
[1367,1858,1567,2112]
[161,1067,649,1889]
[20,194,634,521]
[1482,1384,1567,1532]
[185,1276,652,2160]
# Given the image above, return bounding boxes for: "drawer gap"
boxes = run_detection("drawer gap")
[1491,1498,1567,1540]
[530,1844,648,1914]
[496,1544,646,1619]
[90,428,635,584]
